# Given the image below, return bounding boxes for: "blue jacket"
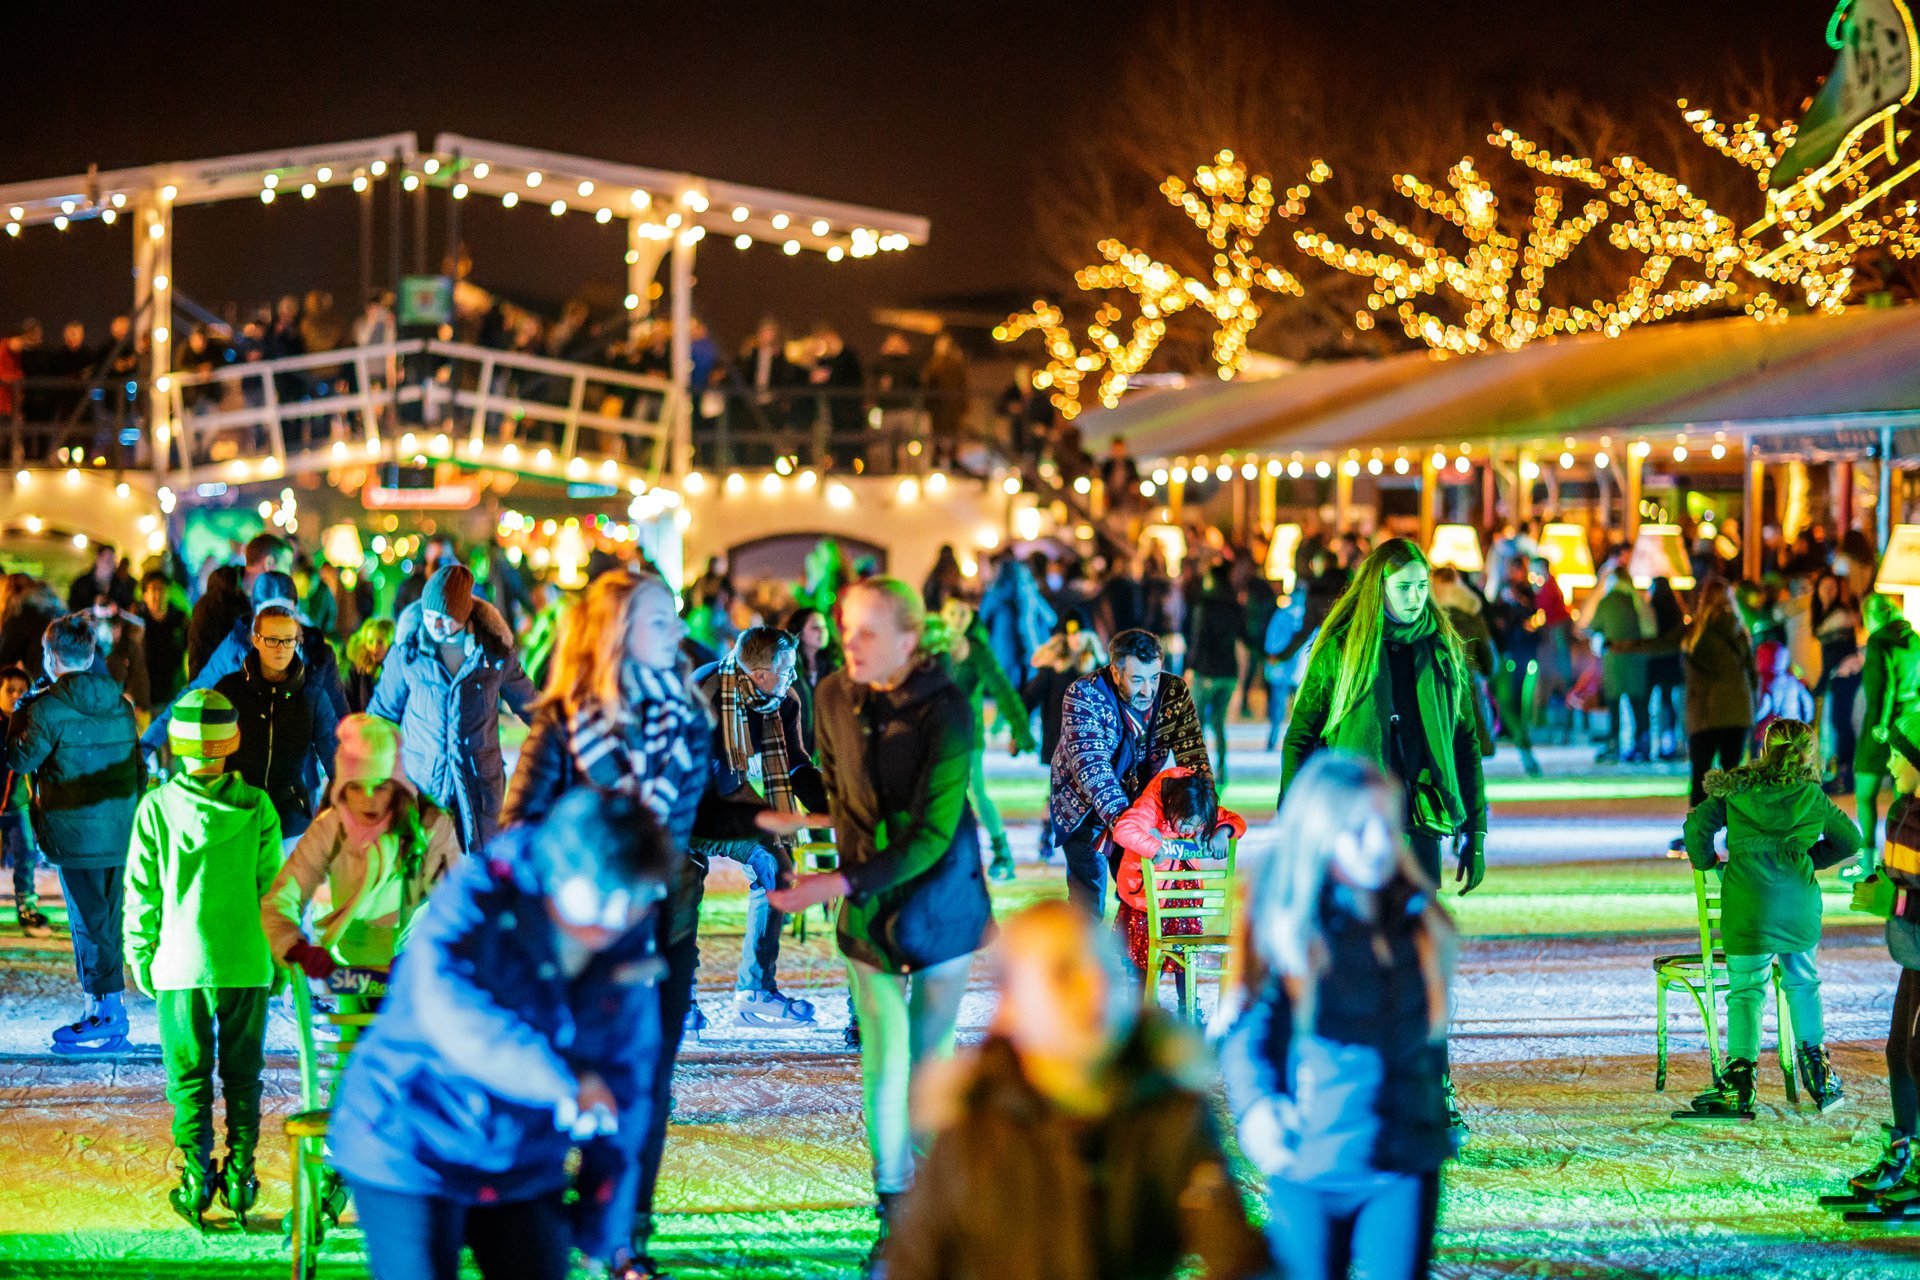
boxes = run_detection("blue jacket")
[978,562,1056,683]
[327,827,663,1261]
[369,600,538,851]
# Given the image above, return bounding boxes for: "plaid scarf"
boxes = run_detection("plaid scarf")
[714,654,796,817]
[567,661,700,823]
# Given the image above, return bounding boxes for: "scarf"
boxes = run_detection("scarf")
[713,654,797,817]
[568,660,701,823]
[334,804,394,859]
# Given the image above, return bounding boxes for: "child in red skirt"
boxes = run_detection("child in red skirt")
[1112,766,1246,981]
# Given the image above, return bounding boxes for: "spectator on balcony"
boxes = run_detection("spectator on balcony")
[923,333,970,469]
[68,543,136,613]
[352,289,398,347]
[737,317,799,430]
[299,289,347,402]
[546,299,595,364]
[263,294,307,408]
[995,365,1053,476]
[13,320,51,421]
[804,324,864,461]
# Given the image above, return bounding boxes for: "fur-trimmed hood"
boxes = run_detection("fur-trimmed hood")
[393,596,515,664]
[1703,756,1821,798]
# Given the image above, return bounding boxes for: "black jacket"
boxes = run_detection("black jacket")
[213,652,340,839]
[816,661,991,973]
[138,603,191,707]
[690,661,829,812]
[1185,585,1247,680]
[887,1019,1270,1280]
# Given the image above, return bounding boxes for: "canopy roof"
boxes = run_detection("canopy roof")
[1086,306,1920,462]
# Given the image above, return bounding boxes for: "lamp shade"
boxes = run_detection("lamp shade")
[1628,524,1694,591]
[1141,523,1188,575]
[1877,524,1920,591]
[320,523,364,568]
[1538,522,1597,591]
[1428,523,1484,573]
[1264,522,1302,593]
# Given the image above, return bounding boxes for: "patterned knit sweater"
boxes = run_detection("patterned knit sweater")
[1048,668,1209,838]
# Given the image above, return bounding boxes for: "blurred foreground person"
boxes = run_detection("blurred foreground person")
[885,900,1270,1280]
[328,788,676,1280]
[1223,752,1457,1280]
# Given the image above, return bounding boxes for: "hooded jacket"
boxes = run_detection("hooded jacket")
[815,661,992,973]
[886,1017,1269,1280]
[1683,755,1860,954]
[368,599,538,851]
[1859,617,1920,776]
[215,651,340,839]
[2,669,143,867]
[948,620,1038,754]
[124,770,281,991]
[263,788,462,967]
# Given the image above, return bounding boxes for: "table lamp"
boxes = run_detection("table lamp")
[1538,522,1597,593]
[1628,523,1695,591]
[1428,523,1485,574]
[1141,523,1188,575]
[1264,522,1302,593]
[1876,524,1920,623]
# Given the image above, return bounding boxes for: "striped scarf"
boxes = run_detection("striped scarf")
[714,655,796,818]
[567,661,700,823]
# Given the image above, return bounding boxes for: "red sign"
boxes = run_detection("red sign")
[361,481,479,510]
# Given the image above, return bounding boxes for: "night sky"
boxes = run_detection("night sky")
[0,0,1845,354]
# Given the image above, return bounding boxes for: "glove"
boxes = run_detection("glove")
[1454,833,1486,894]
[286,940,339,982]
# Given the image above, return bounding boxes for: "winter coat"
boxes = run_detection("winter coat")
[949,622,1037,754]
[144,617,349,750]
[886,1019,1270,1280]
[1859,618,1920,776]
[0,595,63,681]
[90,611,150,712]
[1281,618,1485,838]
[1184,584,1246,681]
[262,793,462,968]
[1589,585,1652,701]
[1220,878,1454,1182]
[1263,591,1314,690]
[123,770,281,991]
[1682,757,1860,954]
[327,830,661,1261]
[500,696,765,947]
[1673,612,1758,736]
[368,600,538,851]
[1050,668,1209,840]
[977,563,1056,685]
[1110,766,1246,913]
[690,661,829,812]
[138,603,190,708]
[2,669,143,867]
[815,661,992,973]
[214,652,340,840]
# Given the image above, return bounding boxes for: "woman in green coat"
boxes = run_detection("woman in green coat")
[1857,592,1920,851]
[1681,718,1858,1118]
[941,598,1038,881]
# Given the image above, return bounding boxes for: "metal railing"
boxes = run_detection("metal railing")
[0,376,147,471]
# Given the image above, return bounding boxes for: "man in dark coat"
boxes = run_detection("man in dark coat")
[3,614,144,1052]
[213,604,339,846]
[1049,629,1209,917]
[67,543,135,613]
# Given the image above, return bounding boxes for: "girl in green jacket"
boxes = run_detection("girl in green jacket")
[1681,718,1860,1119]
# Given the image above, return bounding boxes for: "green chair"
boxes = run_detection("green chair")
[1652,867,1797,1103]
[286,967,387,1280]
[1142,838,1237,1026]
[787,839,839,942]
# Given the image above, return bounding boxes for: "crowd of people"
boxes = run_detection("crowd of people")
[2,498,1916,1279]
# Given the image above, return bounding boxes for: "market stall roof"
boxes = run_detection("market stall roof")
[1089,305,1920,462]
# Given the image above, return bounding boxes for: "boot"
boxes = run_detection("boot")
[1444,1072,1469,1136]
[168,1149,217,1231]
[1796,1043,1846,1113]
[987,835,1016,882]
[50,991,128,1051]
[220,1131,259,1229]
[1678,1058,1756,1120]
[1850,1129,1916,1198]
[868,1190,906,1279]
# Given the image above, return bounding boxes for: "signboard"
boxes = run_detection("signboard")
[361,480,479,510]
[398,274,455,327]
[1771,0,1920,190]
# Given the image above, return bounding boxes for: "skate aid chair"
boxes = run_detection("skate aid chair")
[787,838,839,943]
[1142,837,1238,1026]
[285,966,389,1280]
[1652,867,1797,1102]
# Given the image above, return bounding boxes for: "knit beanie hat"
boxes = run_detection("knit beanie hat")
[332,714,410,794]
[421,565,475,625]
[1893,708,1920,774]
[251,570,300,613]
[170,688,241,760]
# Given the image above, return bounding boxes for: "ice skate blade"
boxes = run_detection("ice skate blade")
[1844,1204,1920,1223]
[1669,1109,1755,1122]
[50,1035,134,1057]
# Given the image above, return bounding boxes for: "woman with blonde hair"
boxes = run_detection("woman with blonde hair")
[1222,750,1456,1280]
[501,568,805,1279]
[769,576,992,1275]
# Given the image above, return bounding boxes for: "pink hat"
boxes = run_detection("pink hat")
[330,714,413,803]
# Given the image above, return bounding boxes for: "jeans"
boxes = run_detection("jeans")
[1689,728,1747,808]
[633,928,699,1251]
[1,812,35,902]
[1265,1170,1440,1280]
[1193,675,1236,784]
[845,951,973,1194]
[350,1181,571,1280]
[966,747,1006,847]
[1888,968,1920,1134]
[1059,821,1115,918]
[1724,949,1824,1061]
[156,986,269,1162]
[58,865,125,996]
[693,837,788,993]
[1827,673,1862,774]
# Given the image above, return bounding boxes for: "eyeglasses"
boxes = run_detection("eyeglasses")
[256,635,300,650]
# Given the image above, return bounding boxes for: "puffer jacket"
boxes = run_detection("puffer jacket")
[327,829,662,1263]
[815,661,992,973]
[1683,755,1860,954]
[887,1018,1270,1280]
[2,669,143,867]
[215,651,340,840]
[368,600,538,851]
[123,770,281,991]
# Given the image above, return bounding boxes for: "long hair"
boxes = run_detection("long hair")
[844,576,953,661]
[1756,716,1818,775]
[1685,578,1743,654]
[345,617,395,677]
[538,570,708,719]
[1237,751,1455,1039]
[1308,538,1468,732]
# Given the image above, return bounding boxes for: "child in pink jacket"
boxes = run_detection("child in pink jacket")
[1111,765,1246,977]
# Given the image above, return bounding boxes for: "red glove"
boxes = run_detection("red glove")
[287,940,339,982]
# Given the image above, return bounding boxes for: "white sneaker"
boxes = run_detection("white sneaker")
[734,990,817,1028]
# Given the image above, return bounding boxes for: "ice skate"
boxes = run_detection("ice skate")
[15,899,50,936]
[734,989,816,1028]
[168,1152,216,1231]
[987,835,1015,882]
[867,1190,904,1279]
[1796,1044,1845,1113]
[1673,1058,1756,1121]
[1828,1128,1915,1209]
[50,992,127,1049]
[1444,1073,1469,1136]
[219,1143,258,1230]
[683,1003,707,1042]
